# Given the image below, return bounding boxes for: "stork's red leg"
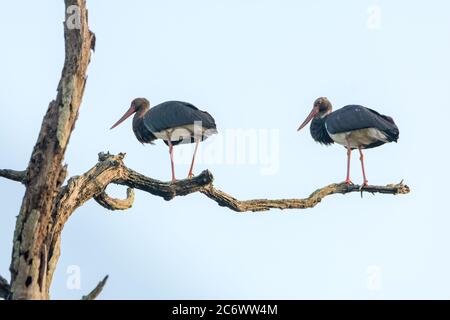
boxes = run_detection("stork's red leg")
[167,140,176,183]
[345,144,353,185]
[188,138,200,178]
[358,147,369,186]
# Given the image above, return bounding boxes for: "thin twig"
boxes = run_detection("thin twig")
[81,275,108,300]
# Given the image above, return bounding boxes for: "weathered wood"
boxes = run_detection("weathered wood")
[8,0,94,300]
[2,151,411,215]
[200,181,409,212]
[95,188,135,211]
[51,152,411,213]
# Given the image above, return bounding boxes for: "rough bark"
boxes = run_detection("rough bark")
[7,0,94,300]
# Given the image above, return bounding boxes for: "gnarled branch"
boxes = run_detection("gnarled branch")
[81,275,108,300]
[0,169,26,184]
[59,152,409,216]
[200,181,409,212]
[55,152,214,219]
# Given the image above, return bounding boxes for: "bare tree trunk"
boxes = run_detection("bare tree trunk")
[8,0,94,300]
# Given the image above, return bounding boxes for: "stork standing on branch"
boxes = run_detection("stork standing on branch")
[298,97,400,186]
[111,98,218,182]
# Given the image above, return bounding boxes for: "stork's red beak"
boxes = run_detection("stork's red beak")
[297,107,318,131]
[110,106,136,129]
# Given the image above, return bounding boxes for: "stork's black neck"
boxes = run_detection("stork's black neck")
[132,108,156,144]
[310,116,334,145]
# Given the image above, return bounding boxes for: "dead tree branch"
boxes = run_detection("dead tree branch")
[54,152,410,215]
[200,181,409,212]
[0,169,26,184]
[81,275,108,300]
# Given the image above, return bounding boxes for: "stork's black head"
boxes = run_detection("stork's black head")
[297,97,332,131]
[131,97,150,112]
[110,97,150,129]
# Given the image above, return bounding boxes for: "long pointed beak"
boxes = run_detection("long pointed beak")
[110,106,136,129]
[297,108,318,131]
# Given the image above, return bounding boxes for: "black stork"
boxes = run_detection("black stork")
[297,97,399,186]
[111,98,217,182]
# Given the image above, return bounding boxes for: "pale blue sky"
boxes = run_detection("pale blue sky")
[1,0,450,299]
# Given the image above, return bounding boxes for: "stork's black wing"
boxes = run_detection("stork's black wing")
[143,101,217,133]
[325,105,399,142]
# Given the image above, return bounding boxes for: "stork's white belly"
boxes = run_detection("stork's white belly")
[327,127,388,148]
[153,124,217,141]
